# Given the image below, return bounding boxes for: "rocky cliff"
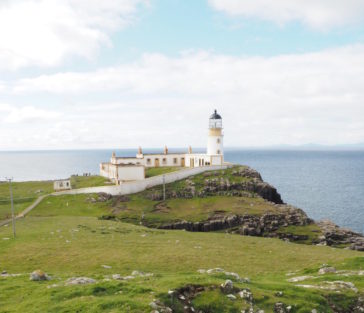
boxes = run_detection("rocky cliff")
[101,165,364,251]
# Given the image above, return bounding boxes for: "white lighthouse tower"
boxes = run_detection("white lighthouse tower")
[207,110,223,159]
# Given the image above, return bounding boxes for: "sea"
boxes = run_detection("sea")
[0,149,363,234]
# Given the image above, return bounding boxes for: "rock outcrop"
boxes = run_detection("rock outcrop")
[317,220,364,251]
[159,204,312,239]
[146,166,284,204]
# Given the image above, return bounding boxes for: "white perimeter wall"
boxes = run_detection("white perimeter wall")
[57,164,232,196]
[118,166,145,181]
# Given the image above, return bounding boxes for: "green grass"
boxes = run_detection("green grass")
[145,167,182,178]
[111,195,279,227]
[276,224,323,244]
[0,176,110,221]
[0,213,362,312]
[0,181,53,220]
[70,175,111,189]
[29,194,112,217]
[1,167,363,312]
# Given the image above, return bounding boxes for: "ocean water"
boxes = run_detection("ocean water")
[0,149,363,233]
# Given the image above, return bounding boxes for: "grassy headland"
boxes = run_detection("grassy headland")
[0,166,363,312]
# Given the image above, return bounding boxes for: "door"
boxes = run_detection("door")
[190,158,194,168]
[155,158,160,167]
[181,157,185,167]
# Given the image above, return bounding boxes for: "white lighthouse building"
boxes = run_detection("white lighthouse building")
[207,110,224,157]
[100,110,225,183]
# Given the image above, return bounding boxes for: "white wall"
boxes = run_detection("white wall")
[57,164,232,196]
[114,157,143,165]
[54,180,71,191]
[211,155,223,165]
[143,154,185,168]
[207,134,224,156]
[118,166,144,181]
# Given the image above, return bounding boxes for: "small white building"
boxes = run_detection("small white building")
[54,179,72,191]
[100,110,225,183]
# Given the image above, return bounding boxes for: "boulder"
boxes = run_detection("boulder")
[226,294,236,300]
[220,280,234,293]
[274,303,289,313]
[30,270,50,281]
[318,267,336,275]
[239,289,253,302]
[65,277,96,285]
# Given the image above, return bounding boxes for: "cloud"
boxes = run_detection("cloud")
[3,44,364,148]
[208,0,364,30]
[0,103,61,123]
[0,0,148,70]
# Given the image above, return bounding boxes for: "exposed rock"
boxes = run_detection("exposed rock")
[353,297,364,313]
[111,271,153,280]
[220,280,234,293]
[1,271,21,278]
[295,281,357,292]
[131,270,153,277]
[97,193,113,202]
[274,302,290,313]
[30,270,51,281]
[112,274,124,280]
[159,205,312,239]
[239,288,253,302]
[65,277,96,285]
[317,220,364,251]
[287,275,315,282]
[211,267,224,273]
[318,266,336,275]
[226,294,236,300]
[143,166,283,204]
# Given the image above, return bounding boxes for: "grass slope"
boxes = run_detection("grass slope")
[0,181,53,220]
[145,167,182,178]
[1,197,363,312]
[1,168,363,312]
[0,176,110,221]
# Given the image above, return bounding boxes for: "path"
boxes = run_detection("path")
[0,164,233,228]
[0,194,47,227]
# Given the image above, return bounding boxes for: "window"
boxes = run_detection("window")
[217,150,221,155]
[217,138,220,143]
[162,158,167,164]
[173,158,178,164]
[147,158,151,164]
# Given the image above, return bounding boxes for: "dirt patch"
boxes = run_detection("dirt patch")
[152,202,171,214]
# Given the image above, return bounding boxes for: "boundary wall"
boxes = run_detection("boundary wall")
[55,164,232,196]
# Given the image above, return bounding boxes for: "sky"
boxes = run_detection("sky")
[1,0,364,150]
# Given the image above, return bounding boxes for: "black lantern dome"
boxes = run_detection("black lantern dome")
[210,109,222,120]
[209,109,222,128]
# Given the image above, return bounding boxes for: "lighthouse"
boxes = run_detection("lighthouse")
[207,110,223,158]
[100,109,226,182]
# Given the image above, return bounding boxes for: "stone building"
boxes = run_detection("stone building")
[100,110,224,183]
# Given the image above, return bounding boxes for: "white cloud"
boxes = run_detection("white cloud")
[0,0,148,70]
[2,45,364,149]
[0,103,61,123]
[208,0,364,30]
